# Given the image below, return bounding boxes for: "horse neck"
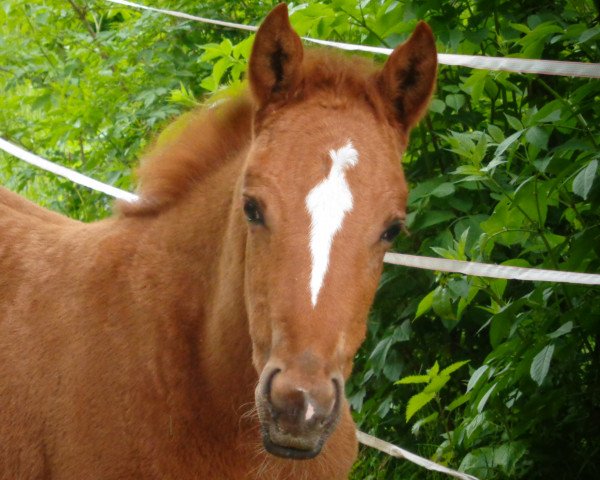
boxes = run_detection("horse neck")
[129,150,256,429]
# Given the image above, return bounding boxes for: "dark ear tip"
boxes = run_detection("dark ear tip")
[265,3,290,24]
[412,21,435,44]
[415,20,432,31]
[273,3,289,14]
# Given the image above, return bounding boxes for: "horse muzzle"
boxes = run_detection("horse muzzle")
[255,365,342,460]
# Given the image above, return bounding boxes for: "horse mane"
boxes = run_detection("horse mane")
[119,49,391,216]
[118,93,254,216]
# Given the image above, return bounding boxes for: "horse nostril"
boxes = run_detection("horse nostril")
[332,376,341,403]
[262,367,281,400]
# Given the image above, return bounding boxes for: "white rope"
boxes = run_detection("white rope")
[0,138,139,203]
[106,0,257,32]
[357,431,479,480]
[105,0,600,79]
[384,253,600,285]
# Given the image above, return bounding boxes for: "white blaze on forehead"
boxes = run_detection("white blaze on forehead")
[306,140,359,308]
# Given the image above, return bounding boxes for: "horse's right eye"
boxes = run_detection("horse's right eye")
[380,221,403,243]
[243,197,264,225]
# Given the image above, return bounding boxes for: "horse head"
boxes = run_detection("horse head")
[243,4,437,460]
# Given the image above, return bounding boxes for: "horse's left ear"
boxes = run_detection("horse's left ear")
[378,21,437,131]
[248,3,304,108]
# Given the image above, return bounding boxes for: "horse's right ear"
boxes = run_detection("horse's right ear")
[248,3,303,108]
[377,21,437,132]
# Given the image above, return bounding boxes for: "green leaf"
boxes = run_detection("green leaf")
[429,98,445,114]
[580,26,600,43]
[432,287,454,322]
[199,42,226,62]
[462,70,488,103]
[481,198,528,245]
[393,319,412,343]
[409,210,455,231]
[487,124,505,143]
[232,35,254,59]
[532,102,563,123]
[369,335,395,372]
[440,360,470,377]
[477,382,497,412]
[495,130,524,157]
[424,374,451,394]
[406,391,436,422]
[430,182,456,198]
[530,344,555,386]
[211,57,232,88]
[348,387,366,412]
[376,394,393,418]
[446,393,471,412]
[415,290,435,319]
[446,93,465,111]
[481,157,506,173]
[447,278,470,297]
[467,365,490,392]
[410,411,438,435]
[572,159,598,200]
[408,177,447,203]
[382,352,403,382]
[452,165,485,177]
[490,310,512,347]
[547,321,573,339]
[31,92,53,111]
[525,126,549,150]
[513,180,548,225]
[504,114,523,131]
[464,412,487,439]
[460,442,527,476]
[396,374,430,384]
[473,132,489,164]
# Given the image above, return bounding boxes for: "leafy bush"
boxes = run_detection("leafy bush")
[2,1,599,478]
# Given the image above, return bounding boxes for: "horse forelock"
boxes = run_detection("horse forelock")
[118,49,396,217]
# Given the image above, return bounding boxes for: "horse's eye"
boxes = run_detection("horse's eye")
[381,222,402,243]
[243,197,264,225]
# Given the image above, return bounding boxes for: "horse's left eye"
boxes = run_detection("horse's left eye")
[381,222,402,243]
[243,197,264,225]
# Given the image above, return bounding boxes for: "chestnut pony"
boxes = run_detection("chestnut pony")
[0,4,436,479]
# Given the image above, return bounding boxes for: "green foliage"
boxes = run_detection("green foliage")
[2,1,600,479]
[396,360,469,422]
[0,0,271,219]
[345,1,600,479]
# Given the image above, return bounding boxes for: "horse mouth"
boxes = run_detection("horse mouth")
[255,368,343,460]
[257,393,340,461]
[261,433,322,460]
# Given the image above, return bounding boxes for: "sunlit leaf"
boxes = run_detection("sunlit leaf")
[406,391,436,422]
[530,344,555,386]
[572,159,598,200]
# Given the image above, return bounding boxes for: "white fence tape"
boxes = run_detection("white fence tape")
[385,253,600,285]
[107,0,257,32]
[0,138,139,203]
[357,431,479,480]
[105,0,600,79]
[2,138,599,284]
